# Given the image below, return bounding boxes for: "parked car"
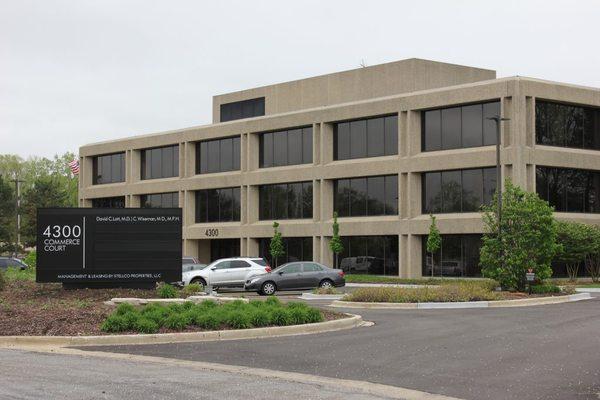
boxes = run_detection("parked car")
[244,261,345,295]
[340,256,383,274]
[0,257,28,271]
[181,257,270,288]
[182,256,199,265]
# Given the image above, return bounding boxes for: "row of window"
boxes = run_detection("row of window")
[536,101,600,150]
[196,136,241,174]
[141,145,179,180]
[196,187,241,223]
[259,127,313,168]
[536,166,600,213]
[258,182,313,221]
[334,175,398,217]
[334,115,398,160]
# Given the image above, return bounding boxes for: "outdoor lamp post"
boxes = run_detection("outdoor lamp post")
[486,115,510,246]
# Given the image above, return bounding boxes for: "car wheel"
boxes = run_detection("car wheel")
[319,279,334,289]
[190,278,207,287]
[260,281,277,296]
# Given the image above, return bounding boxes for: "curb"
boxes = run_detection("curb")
[330,293,592,309]
[300,293,345,300]
[346,283,437,288]
[575,287,600,293]
[0,314,363,349]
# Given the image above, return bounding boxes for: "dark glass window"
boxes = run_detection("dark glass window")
[422,101,500,151]
[536,166,600,213]
[259,181,313,220]
[535,100,600,150]
[210,239,240,262]
[141,192,179,208]
[141,145,179,180]
[258,237,313,267]
[259,126,312,168]
[196,136,241,174]
[422,234,482,277]
[195,187,241,222]
[422,167,496,213]
[91,196,125,208]
[92,153,125,184]
[339,235,398,276]
[334,175,398,217]
[334,115,398,160]
[220,97,265,122]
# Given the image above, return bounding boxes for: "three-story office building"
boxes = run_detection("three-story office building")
[79,58,600,278]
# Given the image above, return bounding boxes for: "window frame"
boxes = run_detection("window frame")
[333,114,398,161]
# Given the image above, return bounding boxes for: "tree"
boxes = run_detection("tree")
[20,176,70,247]
[0,176,15,254]
[584,225,600,283]
[555,221,597,281]
[426,215,441,277]
[480,180,559,291]
[329,212,344,269]
[269,222,285,268]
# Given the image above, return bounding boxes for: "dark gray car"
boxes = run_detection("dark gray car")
[244,261,345,295]
[0,257,27,271]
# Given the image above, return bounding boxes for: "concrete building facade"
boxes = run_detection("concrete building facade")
[79,58,600,278]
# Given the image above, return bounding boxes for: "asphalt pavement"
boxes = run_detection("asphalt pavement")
[78,295,600,400]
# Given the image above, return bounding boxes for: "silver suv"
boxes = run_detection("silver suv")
[182,257,270,288]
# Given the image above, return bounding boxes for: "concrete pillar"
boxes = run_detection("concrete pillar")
[321,123,334,164]
[313,180,321,223]
[197,240,211,264]
[399,234,409,278]
[185,141,196,177]
[247,186,259,223]
[407,110,421,156]
[183,239,199,258]
[247,132,259,171]
[130,150,141,183]
[406,234,422,278]
[321,179,334,221]
[407,172,421,218]
[400,172,408,219]
[184,190,195,227]
[247,238,259,258]
[320,236,334,267]
[399,111,408,157]
[313,236,321,263]
[129,195,141,208]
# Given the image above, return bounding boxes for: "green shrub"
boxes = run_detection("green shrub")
[114,303,136,316]
[167,303,185,313]
[312,287,341,295]
[23,251,36,268]
[182,301,195,310]
[101,315,129,332]
[182,283,203,297]
[530,284,561,294]
[141,308,169,325]
[134,317,159,334]
[305,308,324,323]
[164,313,189,330]
[344,282,500,303]
[270,308,291,326]
[288,307,309,325]
[228,299,248,309]
[199,299,218,309]
[121,312,140,330]
[286,301,308,310]
[157,283,178,299]
[226,311,252,329]
[265,296,281,307]
[194,312,221,330]
[249,310,271,327]
[0,270,5,292]
[249,299,264,308]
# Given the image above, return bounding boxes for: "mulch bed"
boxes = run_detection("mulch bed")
[0,280,344,336]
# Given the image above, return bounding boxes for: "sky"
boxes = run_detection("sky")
[1,0,599,159]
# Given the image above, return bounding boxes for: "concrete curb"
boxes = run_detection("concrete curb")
[575,287,600,293]
[107,295,247,306]
[346,283,437,288]
[330,293,592,309]
[0,314,363,349]
[300,293,345,300]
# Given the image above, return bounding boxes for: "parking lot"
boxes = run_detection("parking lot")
[75,294,600,400]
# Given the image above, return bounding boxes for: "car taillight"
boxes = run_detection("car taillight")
[265,266,272,273]
[338,271,345,277]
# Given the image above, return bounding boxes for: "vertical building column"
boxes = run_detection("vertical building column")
[399,234,409,278]
[247,132,259,171]
[313,236,321,263]
[313,180,321,223]
[320,236,334,268]
[129,195,141,207]
[247,185,259,224]
[130,150,141,183]
[399,173,408,219]
[406,234,422,278]
[407,172,421,218]
[320,179,334,222]
[185,142,195,178]
[399,111,408,157]
[321,123,334,165]
[184,190,195,228]
[183,239,199,258]
[247,238,259,258]
[407,110,421,157]
[241,185,249,225]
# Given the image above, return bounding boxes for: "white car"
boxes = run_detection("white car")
[182,257,271,288]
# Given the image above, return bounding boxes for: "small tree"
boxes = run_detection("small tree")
[426,215,441,277]
[585,225,600,283]
[269,221,285,268]
[329,212,344,269]
[555,221,596,281]
[480,180,559,291]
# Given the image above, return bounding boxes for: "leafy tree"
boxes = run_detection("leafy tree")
[584,225,600,283]
[555,221,599,281]
[426,215,441,277]
[480,180,559,291]
[329,212,344,269]
[21,176,70,247]
[0,176,15,254]
[269,222,285,268]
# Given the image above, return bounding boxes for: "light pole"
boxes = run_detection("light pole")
[486,115,510,239]
[11,176,25,258]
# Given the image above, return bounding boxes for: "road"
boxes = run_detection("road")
[77,295,600,400]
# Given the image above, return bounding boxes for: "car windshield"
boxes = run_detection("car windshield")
[182,264,207,273]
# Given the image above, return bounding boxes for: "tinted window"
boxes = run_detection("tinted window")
[259,181,313,220]
[259,126,312,168]
[196,137,241,174]
[303,263,323,272]
[210,239,240,262]
[536,100,600,150]
[281,264,302,274]
[195,187,241,222]
[91,197,125,208]
[536,166,600,213]
[258,237,313,266]
[220,97,265,122]
[422,167,496,213]
[335,175,398,217]
[141,192,179,208]
[339,235,398,276]
[422,101,500,151]
[214,261,232,270]
[422,234,482,277]
[141,145,179,180]
[93,153,125,184]
[334,115,398,160]
[231,260,250,268]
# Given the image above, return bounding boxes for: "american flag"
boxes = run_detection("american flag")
[68,159,80,175]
